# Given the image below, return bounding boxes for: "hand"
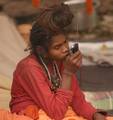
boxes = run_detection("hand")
[93,112,106,120]
[63,50,82,73]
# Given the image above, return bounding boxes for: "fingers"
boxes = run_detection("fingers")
[75,56,82,68]
[74,52,82,63]
[66,51,81,61]
[63,50,82,72]
[70,50,82,60]
[70,51,82,65]
[65,51,82,70]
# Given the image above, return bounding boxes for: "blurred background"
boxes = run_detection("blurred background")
[0,0,113,115]
[1,0,113,40]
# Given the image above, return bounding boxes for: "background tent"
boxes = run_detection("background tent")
[0,12,28,109]
[0,13,28,79]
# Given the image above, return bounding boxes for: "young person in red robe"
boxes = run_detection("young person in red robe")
[10,3,112,120]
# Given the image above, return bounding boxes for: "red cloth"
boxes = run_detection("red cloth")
[10,54,96,120]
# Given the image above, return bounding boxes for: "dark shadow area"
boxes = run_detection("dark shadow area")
[77,65,113,91]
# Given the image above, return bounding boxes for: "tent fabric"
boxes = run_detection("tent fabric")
[0,88,10,110]
[0,12,28,109]
[0,12,28,79]
[79,41,113,65]
[84,91,113,110]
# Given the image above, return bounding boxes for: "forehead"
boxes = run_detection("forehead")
[50,34,66,46]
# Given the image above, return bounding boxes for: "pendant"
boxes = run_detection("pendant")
[51,75,60,91]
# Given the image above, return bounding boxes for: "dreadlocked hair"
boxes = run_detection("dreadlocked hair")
[36,3,74,31]
[30,3,73,53]
[30,24,51,50]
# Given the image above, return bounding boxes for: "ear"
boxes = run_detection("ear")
[36,46,46,56]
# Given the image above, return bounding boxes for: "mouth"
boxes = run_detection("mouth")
[63,52,70,60]
[66,51,70,56]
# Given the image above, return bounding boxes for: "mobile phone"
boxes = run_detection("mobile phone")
[69,42,79,54]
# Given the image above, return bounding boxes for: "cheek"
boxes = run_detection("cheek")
[48,50,63,60]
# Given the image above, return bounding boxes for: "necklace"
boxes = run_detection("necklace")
[39,55,62,91]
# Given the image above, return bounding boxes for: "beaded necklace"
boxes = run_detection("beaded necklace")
[39,55,62,91]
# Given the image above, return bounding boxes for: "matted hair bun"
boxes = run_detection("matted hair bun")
[52,4,73,28]
[34,3,73,32]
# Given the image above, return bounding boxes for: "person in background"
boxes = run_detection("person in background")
[10,3,113,120]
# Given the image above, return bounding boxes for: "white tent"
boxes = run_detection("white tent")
[0,12,28,109]
[0,12,28,79]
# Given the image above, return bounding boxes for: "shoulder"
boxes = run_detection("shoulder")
[15,54,42,72]
[13,54,47,84]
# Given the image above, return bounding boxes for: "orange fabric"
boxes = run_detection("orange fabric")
[86,0,93,15]
[32,0,40,7]
[38,109,113,120]
[0,108,113,120]
[19,105,39,120]
[107,117,113,120]
[20,105,113,120]
[0,109,32,120]
[63,107,87,120]
[38,107,113,120]
[22,106,87,120]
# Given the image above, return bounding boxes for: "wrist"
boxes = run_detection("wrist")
[93,112,100,120]
[93,111,107,120]
[94,109,107,116]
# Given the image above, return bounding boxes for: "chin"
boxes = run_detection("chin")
[53,57,63,61]
[58,57,65,61]
[52,55,66,61]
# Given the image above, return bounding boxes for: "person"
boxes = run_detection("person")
[9,3,113,120]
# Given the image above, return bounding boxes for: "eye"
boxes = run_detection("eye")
[54,46,60,50]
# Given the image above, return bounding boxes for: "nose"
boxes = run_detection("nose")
[62,44,69,53]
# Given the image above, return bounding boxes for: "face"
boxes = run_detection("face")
[47,34,69,61]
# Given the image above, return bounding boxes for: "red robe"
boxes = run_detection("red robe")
[10,54,96,120]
